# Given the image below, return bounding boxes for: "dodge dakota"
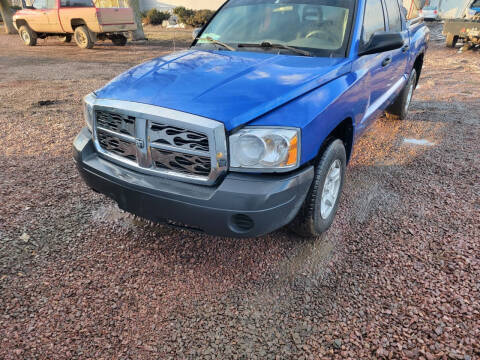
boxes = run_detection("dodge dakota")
[74,0,429,237]
[13,0,136,49]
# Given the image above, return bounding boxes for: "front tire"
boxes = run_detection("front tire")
[290,139,346,237]
[74,26,94,49]
[386,68,417,120]
[446,33,458,48]
[19,25,37,46]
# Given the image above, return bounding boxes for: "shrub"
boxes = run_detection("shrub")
[173,7,214,27]
[143,9,170,25]
[186,9,214,27]
[173,6,194,25]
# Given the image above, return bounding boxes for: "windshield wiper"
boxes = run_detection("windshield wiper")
[237,42,311,56]
[202,36,236,52]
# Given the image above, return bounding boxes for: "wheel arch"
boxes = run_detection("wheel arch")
[71,19,87,30]
[412,53,424,87]
[314,117,354,166]
[15,19,28,29]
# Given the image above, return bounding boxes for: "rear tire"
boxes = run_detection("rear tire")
[386,68,417,120]
[289,139,346,238]
[74,26,94,49]
[19,25,37,46]
[111,34,127,46]
[59,34,72,43]
[446,33,458,48]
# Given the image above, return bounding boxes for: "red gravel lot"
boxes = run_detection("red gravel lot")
[0,25,479,359]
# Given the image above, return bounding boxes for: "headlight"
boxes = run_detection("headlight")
[229,127,300,172]
[83,93,96,132]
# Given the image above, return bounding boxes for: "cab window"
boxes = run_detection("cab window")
[60,0,94,6]
[361,0,385,47]
[33,0,56,9]
[32,0,46,9]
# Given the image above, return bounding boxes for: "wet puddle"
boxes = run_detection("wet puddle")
[403,138,436,146]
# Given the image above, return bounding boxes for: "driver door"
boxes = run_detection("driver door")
[44,0,61,32]
[27,0,48,32]
[355,0,391,132]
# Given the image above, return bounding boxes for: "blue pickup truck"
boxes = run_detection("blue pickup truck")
[74,0,429,238]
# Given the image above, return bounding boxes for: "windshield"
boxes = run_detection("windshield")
[194,0,356,57]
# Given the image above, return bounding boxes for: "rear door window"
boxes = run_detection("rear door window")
[361,0,386,46]
[384,0,402,31]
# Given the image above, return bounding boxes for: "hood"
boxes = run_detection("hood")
[96,50,351,130]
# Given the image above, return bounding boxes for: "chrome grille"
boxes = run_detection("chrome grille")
[92,100,227,185]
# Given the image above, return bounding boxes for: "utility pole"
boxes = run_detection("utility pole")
[0,0,17,34]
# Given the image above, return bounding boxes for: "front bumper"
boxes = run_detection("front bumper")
[74,128,314,237]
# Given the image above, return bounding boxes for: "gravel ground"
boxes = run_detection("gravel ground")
[1,24,479,359]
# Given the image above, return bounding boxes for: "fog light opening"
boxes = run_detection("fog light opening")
[230,214,255,233]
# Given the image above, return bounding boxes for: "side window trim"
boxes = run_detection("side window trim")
[395,0,406,31]
[381,0,390,31]
[384,0,402,32]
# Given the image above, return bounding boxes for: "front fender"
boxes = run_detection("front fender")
[249,71,360,165]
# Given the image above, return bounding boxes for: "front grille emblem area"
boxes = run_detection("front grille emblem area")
[135,138,145,149]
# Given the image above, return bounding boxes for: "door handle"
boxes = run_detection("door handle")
[382,57,392,67]
[402,44,410,53]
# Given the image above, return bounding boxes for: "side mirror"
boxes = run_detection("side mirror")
[192,28,202,40]
[359,32,404,56]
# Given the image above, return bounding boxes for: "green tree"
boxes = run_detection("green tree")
[187,9,214,27]
[143,9,170,25]
[173,6,194,24]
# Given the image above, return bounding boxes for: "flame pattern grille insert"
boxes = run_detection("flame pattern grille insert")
[151,148,211,176]
[149,124,209,152]
[97,130,137,162]
[96,110,135,137]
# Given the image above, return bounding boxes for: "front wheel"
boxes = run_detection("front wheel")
[386,68,417,120]
[446,33,458,48]
[74,26,94,49]
[290,139,346,237]
[19,25,37,46]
